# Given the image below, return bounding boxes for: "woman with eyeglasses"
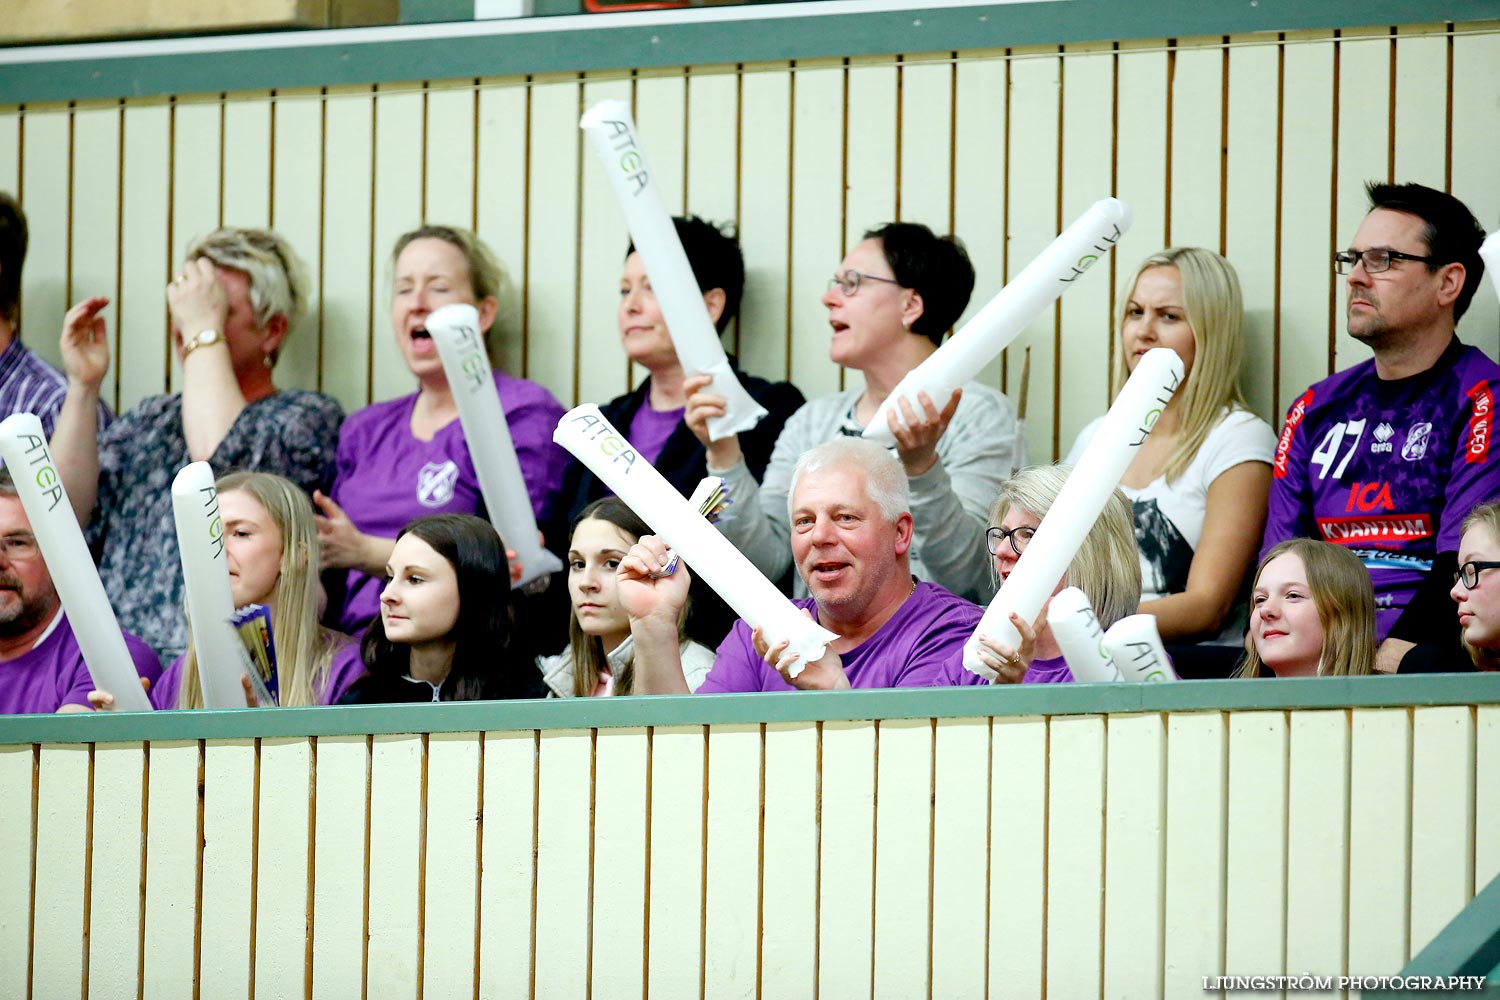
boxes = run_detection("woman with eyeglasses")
[968,464,1141,683]
[688,221,1021,603]
[1064,248,1276,659]
[1448,502,1500,671]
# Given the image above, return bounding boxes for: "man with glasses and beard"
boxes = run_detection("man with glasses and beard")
[1262,181,1499,673]
[0,470,160,713]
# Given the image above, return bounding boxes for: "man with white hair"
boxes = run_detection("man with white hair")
[618,436,982,692]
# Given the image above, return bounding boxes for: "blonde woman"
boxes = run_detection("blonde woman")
[1065,248,1276,644]
[91,472,363,709]
[968,464,1142,684]
[1235,538,1376,678]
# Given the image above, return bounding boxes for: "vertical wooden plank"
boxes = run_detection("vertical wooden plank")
[422,733,481,1000]
[1479,706,1500,892]
[370,84,425,406]
[18,104,69,372]
[1102,714,1166,1000]
[474,78,529,379]
[1277,33,1336,413]
[683,66,740,229]
[1410,707,1476,955]
[167,96,223,394]
[533,728,591,998]
[1348,708,1412,973]
[760,722,817,998]
[648,726,705,998]
[591,726,649,1000]
[0,744,34,991]
[253,737,311,1000]
[1450,28,1500,361]
[1391,25,1449,189]
[1330,29,1390,377]
[423,80,477,228]
[787,59,845,400]
[221,92,271,228]
[897,55,953,233]
[1004,52,1062,461]
[311,735,369,1000]
[576,74,634,409]
[1167,40,1226,251]
[367,734,423,1000]
[1057,43,1118,456]
[1164,712,1227,1000]
[844,55,897,253]
[478,730,537,998]
[871,718,931,999]
[70,103,123,413]
[953,49,1005,396]
[1044,715,1106,997]
[1115,42,1170,256]
[930,718,988,998]
[1224,35,1282,424]
[632,67,688,392]
[989,716,1046,997]
[816,720,874,999]
[118,99,172,411]
[320,86,376,412]
[524,74,582,402]
[0,107,19,194]
[199,739,256,1000]
[142,740,200,999]
[737,64,792,384]
[89,742,145,1000]
[32,744,90,1000]
[268,87,325,395]
[1224,712,1288,989]
[1285,711,1349,999]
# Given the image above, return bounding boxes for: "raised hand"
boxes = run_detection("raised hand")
[972,610,1038,684]
[59,297,112,388]
[887,387,962,477]
[616,535,692,624]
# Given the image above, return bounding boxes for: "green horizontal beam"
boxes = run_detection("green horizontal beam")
[1372,872,1500,998]
[2,0,1497,106]
[2,672,1498,745]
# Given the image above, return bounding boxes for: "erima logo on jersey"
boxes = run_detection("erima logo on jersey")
[1371,422,1394,453]
[1318,512,1432,544]
[417,460,460,508]
[1402,422,1432,462]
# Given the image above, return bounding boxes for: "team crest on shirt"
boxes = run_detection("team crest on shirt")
[1402,422,1432,462]
[416,461,460,508]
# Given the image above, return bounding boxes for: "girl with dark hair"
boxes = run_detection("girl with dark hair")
[537,498,714,696]
[342,514,545,703]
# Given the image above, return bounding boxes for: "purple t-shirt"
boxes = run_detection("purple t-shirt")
[151,636,364,709]
[0,613,162,715]
[1262,339,1500,640]
[627,402,686,466]
[1021,655,1072,684]
[697,581,983,692]
[331,370,568,631]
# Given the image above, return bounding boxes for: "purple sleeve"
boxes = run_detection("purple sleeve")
[1261,388,1316,560]
[1439,377,1500,551]
[125,634,164,687]
[149,657,185,710]
[498,373,568,523]
[693,622,766,693]
[319,640,368,705]
[329,407,364,509]
[897,607,988,688]
[56,656,98,710]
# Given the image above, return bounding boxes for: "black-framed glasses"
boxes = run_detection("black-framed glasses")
[1333,248,1436,274]
[986,525,1036,557]
[1454,560,1500,589]
[828,270,902,297]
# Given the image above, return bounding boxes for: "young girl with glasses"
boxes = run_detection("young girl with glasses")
[1449,501,1500,671]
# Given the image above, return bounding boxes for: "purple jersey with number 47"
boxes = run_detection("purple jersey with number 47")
[1262,339,1500,641]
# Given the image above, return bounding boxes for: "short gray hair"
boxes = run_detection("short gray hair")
[185,227,307,331]
[0,468,14,497]
[788,437,909,522]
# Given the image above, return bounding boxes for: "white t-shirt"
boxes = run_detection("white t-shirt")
[1066,407,1277,613]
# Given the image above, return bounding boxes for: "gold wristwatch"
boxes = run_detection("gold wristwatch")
[182,328,224,359]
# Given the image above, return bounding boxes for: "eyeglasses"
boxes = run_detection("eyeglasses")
[1333,248,1436,274]
[1454,560,1500,589]
[828,270,902,297]
[0,534,39,559]
[986,524,1036,557]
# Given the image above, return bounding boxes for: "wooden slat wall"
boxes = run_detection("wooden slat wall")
[2,704,1496,999]
[3,23,1497,460]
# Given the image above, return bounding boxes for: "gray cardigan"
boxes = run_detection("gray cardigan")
[713,381,1022,602]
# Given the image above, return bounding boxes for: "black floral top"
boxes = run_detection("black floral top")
[89,390,344,660]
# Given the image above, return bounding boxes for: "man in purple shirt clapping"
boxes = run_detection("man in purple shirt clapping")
[618,437,982,692]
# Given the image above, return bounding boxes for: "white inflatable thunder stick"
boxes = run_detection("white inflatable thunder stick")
[0,414,152,711]
[171,462,262,708]
[1046,586,1123,683]
[580,99,767,441]
[864,198,1132,447]
[1102,614,1178,682]
[962,348,1185,680]
[427,303,564,589]
[555,405,836,674]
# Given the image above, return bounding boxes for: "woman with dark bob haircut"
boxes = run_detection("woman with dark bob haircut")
[341,514,545,703]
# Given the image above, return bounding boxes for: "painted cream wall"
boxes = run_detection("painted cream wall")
[1,704,1496,998]
[4,22,1498,462]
